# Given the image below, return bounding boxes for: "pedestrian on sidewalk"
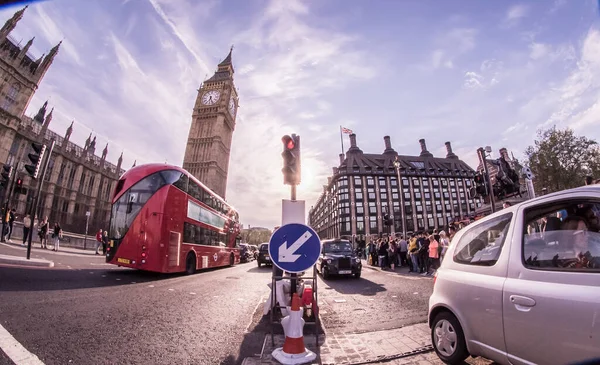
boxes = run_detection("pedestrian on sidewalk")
[22,214,31,245]
[418,233,429,274]
[408,235,419,272]
[6,208,15,241]
[439,231,449,263]
[388,239,398,270]
[52,222,62,252]
[95,229,103,254]
[102,230,108,255]
[378,238,389,269]
[38,217,49,249]
[427,234,440,276]
[398,236,408,267]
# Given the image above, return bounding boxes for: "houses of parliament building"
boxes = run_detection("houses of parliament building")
[0,7,125,233]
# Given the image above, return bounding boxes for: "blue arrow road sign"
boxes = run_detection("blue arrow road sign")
[268,223,322,273]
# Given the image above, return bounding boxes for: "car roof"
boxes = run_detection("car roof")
[322,239,351,244]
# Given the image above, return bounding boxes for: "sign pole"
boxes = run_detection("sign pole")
[1,162,19,243]
[83,211,90,250]
[290,184,297,294]
[27,141,54,260]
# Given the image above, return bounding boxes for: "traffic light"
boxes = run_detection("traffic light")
[473,172,489,198]
[1,165,12,188]
[281,134,301,185]
[384,214,393,226]
[14,178,25,195]
[25,143,46,179]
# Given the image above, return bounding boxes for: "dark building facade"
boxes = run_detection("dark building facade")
[0,7,126,234]
[308,134,479,239]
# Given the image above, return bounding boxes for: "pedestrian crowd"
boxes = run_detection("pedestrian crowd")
[356,228,456,276]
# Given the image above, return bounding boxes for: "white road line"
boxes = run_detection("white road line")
[168,288,174,291]
[0,322,45,364]
[148,285,155,288]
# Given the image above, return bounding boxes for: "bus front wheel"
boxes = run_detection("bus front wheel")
[186,253,196,275]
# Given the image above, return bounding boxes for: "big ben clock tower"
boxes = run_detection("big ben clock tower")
[183,47,238,199]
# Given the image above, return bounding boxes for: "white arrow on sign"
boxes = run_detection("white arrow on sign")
[279,231,313,263]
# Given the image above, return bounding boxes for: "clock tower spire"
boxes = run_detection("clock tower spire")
[182,48,239,199]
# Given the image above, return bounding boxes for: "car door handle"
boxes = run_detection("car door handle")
[510,295,536,307]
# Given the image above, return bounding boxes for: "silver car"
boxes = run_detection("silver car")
[428,185,600,365]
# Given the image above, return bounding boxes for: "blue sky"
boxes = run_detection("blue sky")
[3,0,600,228]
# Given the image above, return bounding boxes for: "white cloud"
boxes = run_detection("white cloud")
[506,4,529,22]
[464,71,483,89]
[428,28,477,70]
[530,43,550,60]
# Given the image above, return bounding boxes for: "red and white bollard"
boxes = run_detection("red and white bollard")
[272,293,317,364]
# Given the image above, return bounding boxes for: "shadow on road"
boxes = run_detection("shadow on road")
[0,265,231,292]
[245,265,273,273]
[220,298,326,365]
[320,274,386,296]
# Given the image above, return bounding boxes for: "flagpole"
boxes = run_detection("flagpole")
[340,125,345,156]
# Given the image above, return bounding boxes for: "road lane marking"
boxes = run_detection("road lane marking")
[189,292,196,295]
[115,278,121,281]
[0,322,45,364]
[148,285,155,288]
[168,288,174,291]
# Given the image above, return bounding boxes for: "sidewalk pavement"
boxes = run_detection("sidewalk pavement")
[0,238,100,257]
[243,321,492,365]
[0,253,54,267]
[243,322,436,365]
[362,260,435,279]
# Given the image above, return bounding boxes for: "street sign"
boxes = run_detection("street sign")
[268,223,321,273]
[86,211,91,217]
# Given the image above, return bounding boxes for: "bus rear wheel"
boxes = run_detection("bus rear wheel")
[229,253,235,266]
[185,253,196,275]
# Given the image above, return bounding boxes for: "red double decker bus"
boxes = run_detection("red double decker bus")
[106,163,241,274]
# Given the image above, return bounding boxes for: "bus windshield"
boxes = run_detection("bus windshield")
[109,172,168,240]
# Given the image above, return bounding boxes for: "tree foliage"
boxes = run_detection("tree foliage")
[525,126,600,193]
[240,228,272,245]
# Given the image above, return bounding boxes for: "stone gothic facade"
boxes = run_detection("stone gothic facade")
[0,6,125,234]
[182,48,238,199]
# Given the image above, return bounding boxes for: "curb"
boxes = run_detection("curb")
[0,242,99,258]
[0,254,54,268]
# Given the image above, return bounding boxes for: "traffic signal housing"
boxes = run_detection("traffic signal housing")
[472,172,490,198]
[25,143,46,179]
[384,214,393,226]
[14,178,26,195]
[1,165,12,188]
[281,134,301,185]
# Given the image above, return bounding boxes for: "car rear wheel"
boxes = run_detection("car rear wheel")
[431,311,468,364]
[185,253,196,275]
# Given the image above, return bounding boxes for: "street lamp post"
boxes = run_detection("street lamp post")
[393,157,407,238]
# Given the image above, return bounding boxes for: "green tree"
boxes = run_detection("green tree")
[525,126,600,193]
[240,228,272,245]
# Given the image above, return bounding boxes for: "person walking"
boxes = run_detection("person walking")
[428,234,440,276]
[38,217,49,249]
[408,235,419,273]
[102,230,108,255]
[22,214,31,246]
[52,222,62,252]
[388,239,398,270]
[95,229,103,255]
[439,230,449,263]
[7,208,15,241]
[398,236,408,267]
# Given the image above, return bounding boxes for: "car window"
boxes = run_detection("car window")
[453,213,512,266]
[523,199,600,272]
[323,242,352,253]
[260,244,268,252]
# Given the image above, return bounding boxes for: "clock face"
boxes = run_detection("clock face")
[228,97,236,116]
[201,90,221,105]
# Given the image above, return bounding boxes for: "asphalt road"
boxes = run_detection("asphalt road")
[0,254,434,365]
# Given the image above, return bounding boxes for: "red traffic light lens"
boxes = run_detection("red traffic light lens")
[286,140,295,150]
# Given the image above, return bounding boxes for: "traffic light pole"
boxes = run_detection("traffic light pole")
[27,141,54,260]
[290,183,297,295]
[1,162,19,243]
[478,148,496,214]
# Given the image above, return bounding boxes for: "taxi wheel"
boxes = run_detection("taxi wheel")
[431,311,468,364]
[185,253,196,275]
